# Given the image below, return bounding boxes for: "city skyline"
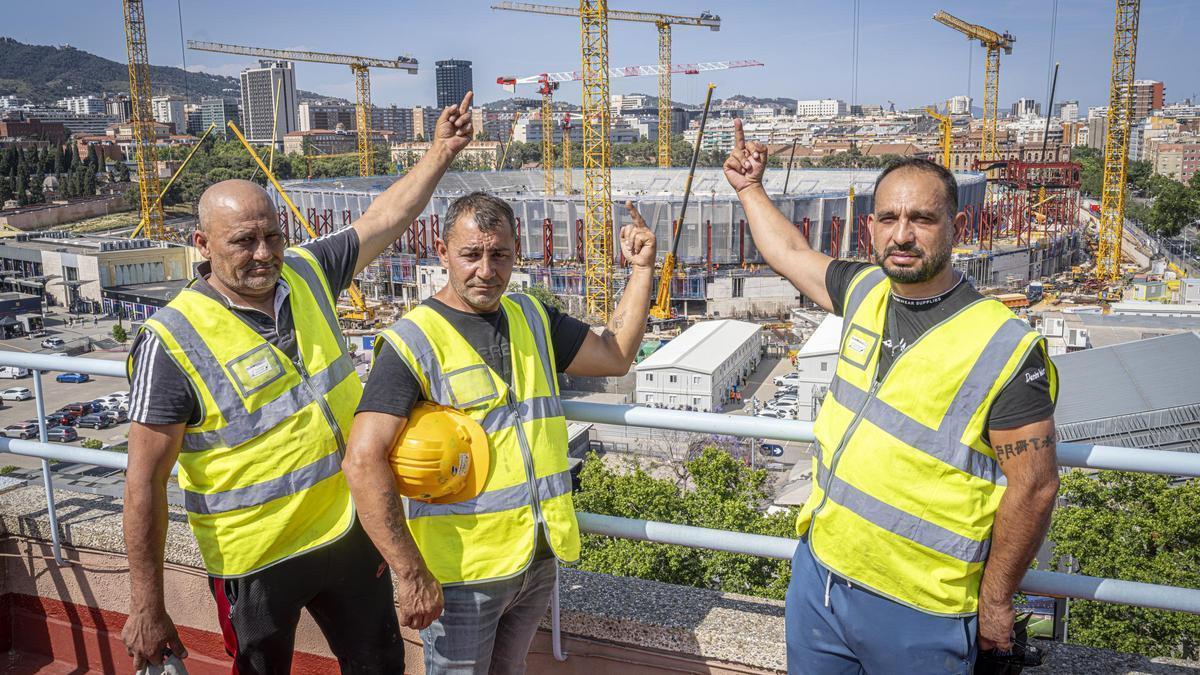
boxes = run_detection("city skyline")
[3,1,1197,113]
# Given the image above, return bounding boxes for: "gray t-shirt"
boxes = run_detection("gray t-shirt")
[127,228,360,425]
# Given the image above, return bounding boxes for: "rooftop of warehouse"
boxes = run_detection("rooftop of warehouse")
[636,319,761,374]
[797,313,843,357]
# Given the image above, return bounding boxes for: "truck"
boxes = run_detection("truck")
[0,367,30,379]
[1026,281,1045,303]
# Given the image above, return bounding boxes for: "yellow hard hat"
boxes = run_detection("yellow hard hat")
[389,401,490,504]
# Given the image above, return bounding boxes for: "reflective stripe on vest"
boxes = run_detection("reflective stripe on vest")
[803,266,1051,616]
[134,248,360,577]
[377,293,580,585]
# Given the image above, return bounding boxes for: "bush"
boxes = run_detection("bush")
[111,324,127,343]
[80,438,103,450]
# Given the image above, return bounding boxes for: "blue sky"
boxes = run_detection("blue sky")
[6,1,1197,111]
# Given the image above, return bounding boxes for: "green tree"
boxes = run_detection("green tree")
[1126,160,1153,193]
[0,176,12,205]
[1146,179,1200,237]
[1072,147,1103,197]
[1189,171,1200,193]
[27,173,44,204]
[1050,471,1200,659]
[521,282,564,311]
[573,446,796,600]
[115,161,130,183]
[111,324,127,344]
[14,174,27,206]
[1126,200,1152,226]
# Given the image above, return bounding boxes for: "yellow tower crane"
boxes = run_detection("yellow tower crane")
[933,11,1015,165]
[1096,0,1142,281]
[187,40,418,177]
[121,0,166,240]
[497,59,762,199]
[562,113,573,193]
[925,106,953,169]
[493,2,721,169]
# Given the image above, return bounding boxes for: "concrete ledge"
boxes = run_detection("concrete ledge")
[1,484,1198,674]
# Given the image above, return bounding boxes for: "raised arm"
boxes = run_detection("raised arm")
[978,417,1060,651]
[565,201,656,377]
[342,411,444,630]
[724,119,836,311]
[122,421,189,670]
[350,91,475,274]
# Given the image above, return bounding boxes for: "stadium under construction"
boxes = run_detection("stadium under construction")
[268,167,1085,319]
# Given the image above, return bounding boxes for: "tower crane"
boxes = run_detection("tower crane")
[925,106,953,169]
[1095,0,1141,282]
[562,113,572,193]
[493,2,720,169]
[933,11,1015,165]
[188,40,418,177]
[497,59,762,198]
[121,1,166,240]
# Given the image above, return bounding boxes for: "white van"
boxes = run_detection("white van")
[0,367,30,379]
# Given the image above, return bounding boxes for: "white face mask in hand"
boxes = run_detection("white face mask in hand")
[137,653,188,675]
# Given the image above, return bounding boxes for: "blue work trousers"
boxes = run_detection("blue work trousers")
[786,540,978,674]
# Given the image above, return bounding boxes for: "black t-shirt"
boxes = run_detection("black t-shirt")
[128,228,361,425]
[356,296,590,419]
[825,260,1055,433]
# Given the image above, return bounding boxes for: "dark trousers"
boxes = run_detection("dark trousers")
[207,521,404,674]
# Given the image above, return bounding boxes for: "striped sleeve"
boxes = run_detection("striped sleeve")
[128,331,200,426]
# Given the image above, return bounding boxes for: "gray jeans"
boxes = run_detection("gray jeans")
[421,557,558,674]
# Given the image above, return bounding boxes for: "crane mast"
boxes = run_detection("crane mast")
[1096,0,1142,281]
[580,0,613,319]
[925,107,953,168]
[121,0,165,240]
[932,11,1014,164]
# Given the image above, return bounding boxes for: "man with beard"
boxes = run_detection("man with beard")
[723,120,1059,673]
[122,93,476,672]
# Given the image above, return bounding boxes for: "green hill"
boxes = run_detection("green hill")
[0,37,341,104]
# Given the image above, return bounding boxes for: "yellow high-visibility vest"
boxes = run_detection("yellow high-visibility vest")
[377,293,580,585]
[131,247,361,577]
[797,266,1056,616]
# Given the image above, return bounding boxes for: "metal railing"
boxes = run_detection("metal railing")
[2,351,1200,659]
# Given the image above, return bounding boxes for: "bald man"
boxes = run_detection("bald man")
[121,93,475,673]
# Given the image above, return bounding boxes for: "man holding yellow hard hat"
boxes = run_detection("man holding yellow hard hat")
[343,192,656,674]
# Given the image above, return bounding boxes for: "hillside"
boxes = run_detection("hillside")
[0,37,340,104]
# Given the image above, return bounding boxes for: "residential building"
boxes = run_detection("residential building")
[200,98,240,139]
[411,106,441,141]
[240,60,299,149]
[435,60,473,109]
[184,106,204,136]
[56,96,105,116]
[150,95,186,129]
[611,94,652,116]
[1132,80,1165,121]
[946,95,972,115]
[1,107,114,136]
[1056,100,1079,122]
[0,119,68,145]
[299,102,357,132]
[634,319,762,413]
[282,129,393,156]
[392,140,499,170]
[1086,115,1108,151]
[105,95,132,123]
[374,105,414,140]
[795,99,847,118]
[0,96,28,109]
[1011,98,1040,118]
[1152,140,1200,183]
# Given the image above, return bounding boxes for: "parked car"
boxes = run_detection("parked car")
[75,414,114,430]
[89,399,114,411]
[2,422,40,439]
[0,387,32,401]
[59,402,96,417]
[100,409,128,425]
[772,372,800,386]
[56,372,90,384]
[773,386,798,398]
[41,337,66,350]
[772,404,799,416]
[94,396,128,411]
[106,391,130,401]
[44,411,76,427]
[755,409,782,419]
[760,443,785,458]
[0,367,30,379]
[46,426,78,443]
[768,397,799,409]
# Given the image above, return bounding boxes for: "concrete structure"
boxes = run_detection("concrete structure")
[635,319,761,412]
[283,129,393,156]
[1132,80,1165,121]
[0,107,114,136]
[791,314,841,420]
[56,96,105,116]
[0,196,129,231]
[105,94,132,123]
[298,102,356,132]
[795,99,847,118]
[200,98,240,139]
[150,96,186,130]
[946,95,972,115]
[435,60,473,109]
[1011,98,1041,118]
[240,60,299,149]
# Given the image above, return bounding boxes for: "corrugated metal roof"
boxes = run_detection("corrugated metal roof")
[1051,332,1200,426]
[636,320,761,375]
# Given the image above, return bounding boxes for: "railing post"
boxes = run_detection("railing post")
[31,369,65,566]
[551,564,567,661]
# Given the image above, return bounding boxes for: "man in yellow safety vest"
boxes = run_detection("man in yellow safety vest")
[724,119,1060,673]
[343,192,657,673]
[121,94,476,673]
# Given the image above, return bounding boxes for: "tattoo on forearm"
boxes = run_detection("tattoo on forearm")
[383,491,406,534]
[994,430,1056,461]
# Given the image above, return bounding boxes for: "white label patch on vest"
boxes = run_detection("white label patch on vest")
[840,324,879,371]
[226,344,287,398]
[246,358,272,379]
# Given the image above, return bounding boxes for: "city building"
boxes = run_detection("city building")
[1150,140,1200,183]
[0,118,68,145]
[282,129,393,156]
[105,95,132,123]
[0,107,114,136]
[184,105,204,136]
[240,60,299,149]
[56,96,105,116]
[411,106,442,141]
[634,319,762,413]
[611,93,653,116]
[1132,79,1165,121]
[299,102,356,132]
[435,60,473,109]
[791,313,841,421]
[946,95,972,115]
[200,97,240,139]
[374,105,414,140]
[150,95,186,130]
[795,99,847,118]
[1011,98,1040,118]
[392,140,499,170]
[1056,100,1079,122]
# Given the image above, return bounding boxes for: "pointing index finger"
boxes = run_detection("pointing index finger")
[458,91,474,116]
[734,118,745,152]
